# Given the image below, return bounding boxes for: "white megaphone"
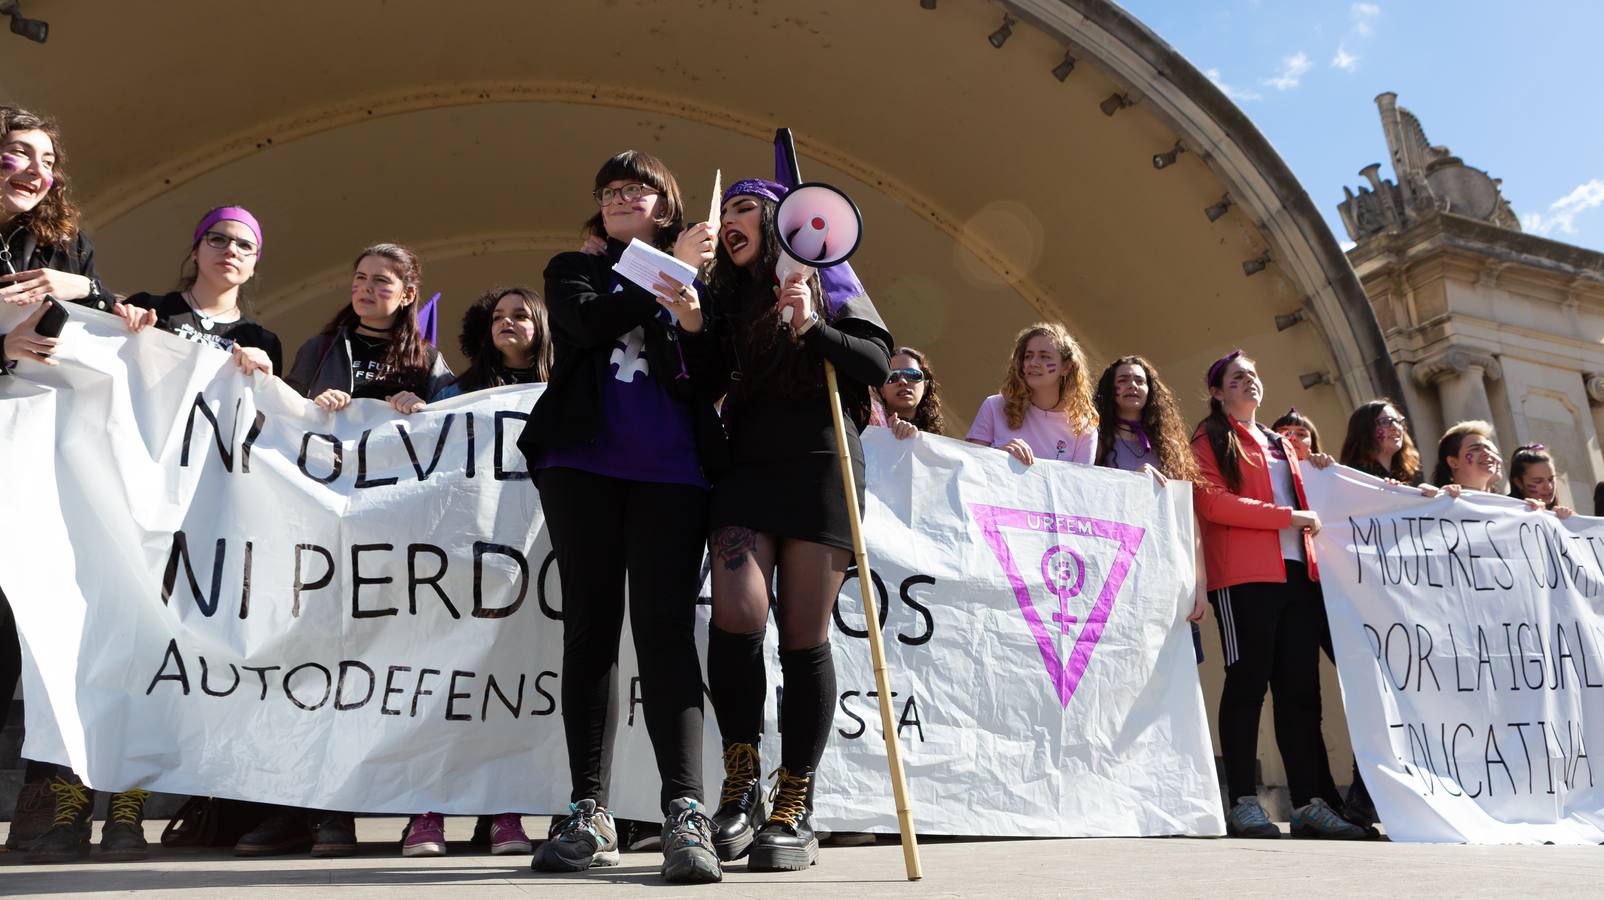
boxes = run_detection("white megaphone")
[774,182,863,287]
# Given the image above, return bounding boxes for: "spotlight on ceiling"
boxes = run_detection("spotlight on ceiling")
[1204,194,1234,222]
[1152,141,1186,170]
[988,14,1015,48]
[919,0,937,9]
[1051,53,1077,82]
[1242,251,1272,276]
[1275,309,1307,332]
[1099,93,1132,116]
[1299,371,1335,390]
[1,1,47,43]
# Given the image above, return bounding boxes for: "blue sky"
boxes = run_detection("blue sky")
[1117,1,1604,253]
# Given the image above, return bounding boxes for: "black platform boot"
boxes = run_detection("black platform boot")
[710,742,764,861]
[747,767,817,872]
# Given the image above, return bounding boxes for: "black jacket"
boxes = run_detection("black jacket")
[517,240,728,475]
[0,228,116,375]
[284,326,453,401]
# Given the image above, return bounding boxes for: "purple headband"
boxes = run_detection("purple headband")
[1206,349,1244,387]
[722,178,787,207]
[193,206,264,256]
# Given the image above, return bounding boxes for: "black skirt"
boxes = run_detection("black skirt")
[710,433,865,551]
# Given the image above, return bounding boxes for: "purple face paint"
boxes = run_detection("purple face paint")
[0,153,20,174]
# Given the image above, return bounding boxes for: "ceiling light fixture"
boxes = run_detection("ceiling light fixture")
[988,14,1015,49]
[1204,194,1234,222]
[1,1,47,43]
[1051,53,1076,82]
[1099,93,1132,116]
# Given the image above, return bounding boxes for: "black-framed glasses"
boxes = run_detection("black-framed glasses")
[1377,415,1407,429]
[593,182,658,206]
[886,368,926,385]
[202,231,259,257]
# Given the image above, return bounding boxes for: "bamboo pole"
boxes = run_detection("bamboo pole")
[822,359,922,881]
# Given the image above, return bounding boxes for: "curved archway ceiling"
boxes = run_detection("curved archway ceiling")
[2,0,1358,430]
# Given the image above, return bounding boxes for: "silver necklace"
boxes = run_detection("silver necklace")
[185,290,238,331]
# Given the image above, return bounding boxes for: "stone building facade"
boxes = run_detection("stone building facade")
[1340,92,1604,509]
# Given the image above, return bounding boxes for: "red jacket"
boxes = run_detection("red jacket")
[1190,417,1318,591]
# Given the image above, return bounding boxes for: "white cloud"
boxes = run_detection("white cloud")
[1339,240,1358,252]
[1205,67,1262,102]
[1331,46,1359,71]
[1522,179,1604,236]
[1261,52,1312,91]
[1351,2,1381,36]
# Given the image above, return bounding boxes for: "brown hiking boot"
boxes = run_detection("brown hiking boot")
[24,777,94,863]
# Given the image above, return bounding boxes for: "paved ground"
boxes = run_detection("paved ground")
[4,818,1603,898]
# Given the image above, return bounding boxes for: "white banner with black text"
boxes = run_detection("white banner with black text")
[0,308,1223,836]
[1305,466,1604,844]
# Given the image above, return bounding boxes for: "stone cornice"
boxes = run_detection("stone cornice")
[1411,346,1503,387]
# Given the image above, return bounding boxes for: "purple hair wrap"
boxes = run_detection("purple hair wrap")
[1206,349,1244,387]
[192,206,264,256]
[722,178,787,207]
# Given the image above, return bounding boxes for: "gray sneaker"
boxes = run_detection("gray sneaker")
[1290,797,1368,840]
[1225,796,1281,839]
[531,799,621,871]
[660,798,722,883]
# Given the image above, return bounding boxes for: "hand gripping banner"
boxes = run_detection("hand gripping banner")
[0,309,1222,836]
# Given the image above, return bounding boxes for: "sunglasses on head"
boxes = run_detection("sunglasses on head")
[886,368,925,385]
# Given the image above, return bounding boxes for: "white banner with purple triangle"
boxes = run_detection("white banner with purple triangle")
[0,307,1224,836]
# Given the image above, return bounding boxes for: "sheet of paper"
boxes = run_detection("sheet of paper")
[612,237,698,298]
[708,169,721,226]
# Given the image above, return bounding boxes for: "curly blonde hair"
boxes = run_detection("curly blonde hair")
[1000,322,1096,433]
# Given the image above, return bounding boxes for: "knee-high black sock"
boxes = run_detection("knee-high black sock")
[778,642,835,775]
[707,625,766,747]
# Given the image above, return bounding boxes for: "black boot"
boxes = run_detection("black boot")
[311,810,358,857]
[24,776,93,863]
[747,768,817,872]
[99,789,152,861]
[711,742,764,861]
[234,808,313,857]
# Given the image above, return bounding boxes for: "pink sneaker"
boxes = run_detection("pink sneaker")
[402,812,446,857]
[489,813,531,855]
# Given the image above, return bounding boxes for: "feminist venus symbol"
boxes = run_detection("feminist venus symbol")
[1040,545,1086,634]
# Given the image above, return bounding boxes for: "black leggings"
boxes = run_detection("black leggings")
[1315,594,1370,810]
[1209,561,1338,807]
[538,467,709,816]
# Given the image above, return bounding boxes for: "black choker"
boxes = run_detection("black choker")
[355,323,395,335]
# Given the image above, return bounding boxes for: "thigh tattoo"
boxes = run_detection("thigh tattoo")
[713,526,758,572]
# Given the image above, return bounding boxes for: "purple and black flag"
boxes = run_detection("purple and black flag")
[417,292,441,347]
[771,128,887,336]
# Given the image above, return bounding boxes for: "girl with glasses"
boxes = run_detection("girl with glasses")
[698,178,892,873]
[517,150,724,884]
[880,346,944,439]
[1191,350,1367,841]
[1338,400,1426,486]
[965,323,1096,466]
[120,206,282,377]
